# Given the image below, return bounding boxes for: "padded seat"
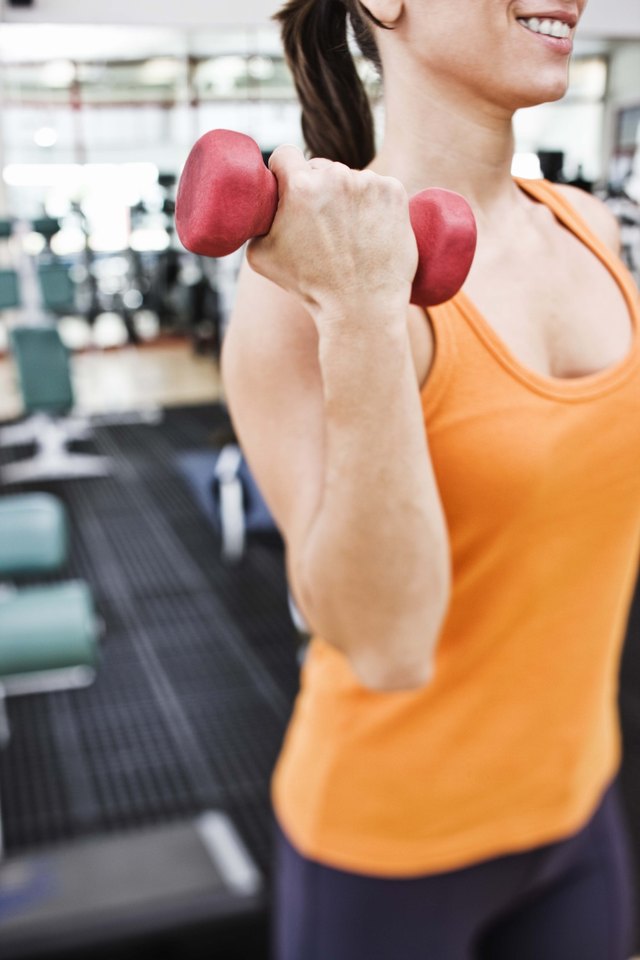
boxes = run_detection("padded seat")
[0,493,68,577]
[0,581,99,681]
[37,263,76,316]
[10,325,74,416]
[0,269,20,311]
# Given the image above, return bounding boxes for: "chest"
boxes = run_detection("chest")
[460,215,633,381]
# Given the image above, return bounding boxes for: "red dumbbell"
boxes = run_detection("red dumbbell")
[175,129,477,307]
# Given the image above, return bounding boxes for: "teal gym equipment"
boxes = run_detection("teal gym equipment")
[31,217,77,316]
[0,325,111,484]
[0,580,98,697]
[0,220,20,315]
[0,491,100,707]
[0,270,20,312]
[0,493,96,692]
[37,262,77,315]
[0,321,163,484]
[0,492,101,859]
[0,492,68,574]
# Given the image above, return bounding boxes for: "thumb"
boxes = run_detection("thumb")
[268,143,308,186]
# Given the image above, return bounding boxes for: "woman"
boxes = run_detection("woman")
[221,0,640,956]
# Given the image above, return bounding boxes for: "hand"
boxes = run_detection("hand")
[246,145,419,324]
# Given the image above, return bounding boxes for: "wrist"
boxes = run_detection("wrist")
[309,291,411,337]
[318,312,414,408]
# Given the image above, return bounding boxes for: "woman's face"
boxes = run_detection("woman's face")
[390,0,588,111]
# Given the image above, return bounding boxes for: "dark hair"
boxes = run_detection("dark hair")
[273,0,391,169]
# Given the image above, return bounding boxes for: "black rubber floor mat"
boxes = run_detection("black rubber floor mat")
[0,404,300,882]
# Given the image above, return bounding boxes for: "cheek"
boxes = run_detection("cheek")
[434,37,569,108]
[404,5,571,109]
[419,34,514,93]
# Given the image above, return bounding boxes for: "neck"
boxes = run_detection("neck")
[368,67,527,228]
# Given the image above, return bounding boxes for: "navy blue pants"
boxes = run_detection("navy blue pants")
[272,777,637,959]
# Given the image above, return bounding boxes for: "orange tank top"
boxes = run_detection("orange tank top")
[271,179,640,877]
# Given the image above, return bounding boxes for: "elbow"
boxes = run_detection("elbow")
[353,655,437,694]
[350,593,449,694]
[291,544,451,695]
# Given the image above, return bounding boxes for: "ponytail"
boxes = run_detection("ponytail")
[273,0,390,169]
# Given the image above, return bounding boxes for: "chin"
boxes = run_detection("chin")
[509,72,570,109]
[517,88,567,108]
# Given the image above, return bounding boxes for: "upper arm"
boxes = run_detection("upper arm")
[220,256,325,582]
[554,184,621,256]
[221,260,431,544]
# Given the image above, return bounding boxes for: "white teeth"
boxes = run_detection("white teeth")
[518,16,571,39]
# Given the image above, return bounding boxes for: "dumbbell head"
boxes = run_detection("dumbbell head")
[409,189,477,306]
[176,129,477,306]
[176,130,278,258]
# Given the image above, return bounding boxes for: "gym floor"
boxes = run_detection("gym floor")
[0,339,301,958]
[0,336,223,422]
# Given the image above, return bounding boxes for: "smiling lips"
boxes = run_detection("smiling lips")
[517,16,572,38]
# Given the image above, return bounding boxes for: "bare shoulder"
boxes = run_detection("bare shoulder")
[554,184,621,256]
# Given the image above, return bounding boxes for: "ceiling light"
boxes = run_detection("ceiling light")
[34,127,58,148]
[139,57,182,85]
[41,59,76,88]
[246,56,275,81]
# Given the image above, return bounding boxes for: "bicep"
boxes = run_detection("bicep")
[221,257,326,577]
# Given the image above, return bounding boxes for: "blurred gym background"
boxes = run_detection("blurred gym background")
[0,0,639,958]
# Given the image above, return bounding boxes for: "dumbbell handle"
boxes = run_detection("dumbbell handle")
[175,129,477,307]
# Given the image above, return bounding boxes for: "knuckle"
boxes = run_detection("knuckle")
[308,156,332,170]
[357,170,378,188]
[287,170,313,196]
[330,164,355,189]
[383,175,408,199]
[355,171,407,207]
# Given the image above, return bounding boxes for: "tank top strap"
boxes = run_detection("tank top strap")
[513,178,639,305]
[514,177,589,229]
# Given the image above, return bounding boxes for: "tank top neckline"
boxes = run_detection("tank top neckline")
[451,177,640,402]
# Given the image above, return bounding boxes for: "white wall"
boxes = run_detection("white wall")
[0,0,276,27]
[608,42,640,101]
[2,0,640,36]
[602,42,640,187]
[579,0,640,39]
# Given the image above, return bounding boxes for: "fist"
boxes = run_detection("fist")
[246,145,419,319]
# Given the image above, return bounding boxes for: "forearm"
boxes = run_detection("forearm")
[290,304,451,691]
